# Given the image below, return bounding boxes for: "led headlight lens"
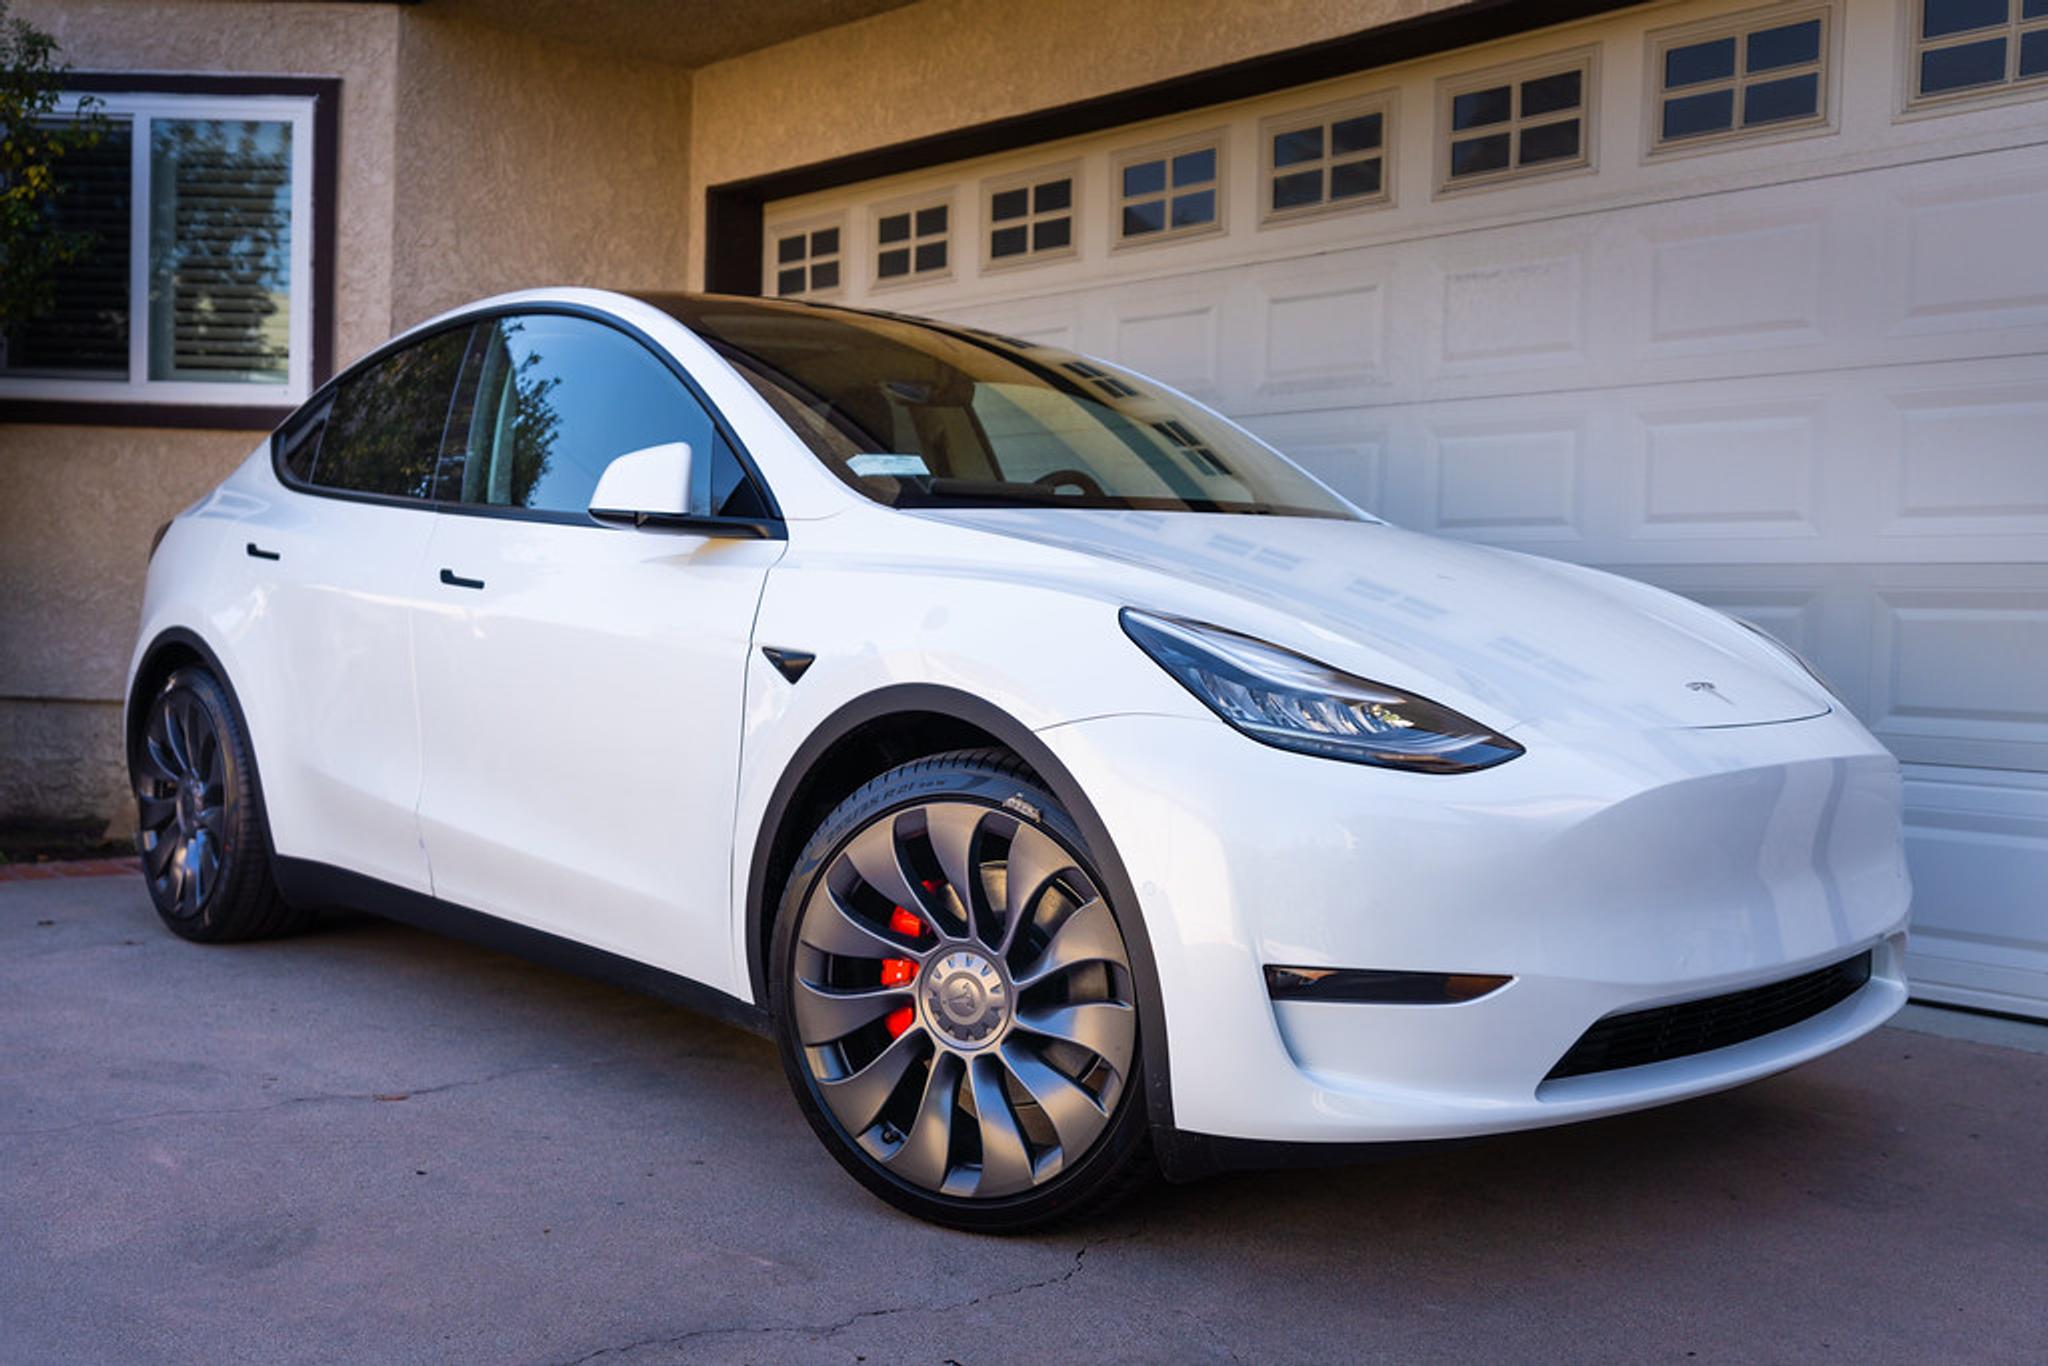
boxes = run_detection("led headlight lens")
[1120,608,1521,773]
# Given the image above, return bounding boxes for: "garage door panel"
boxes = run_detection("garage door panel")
[1887,165,2048,339]
[1640,206,1830,354]
[1629,399,1827,542]
[1882,382,2048,540]
[1869,582,2048,773]
[1249,255,1393,402]
[1902,766,2048,1016]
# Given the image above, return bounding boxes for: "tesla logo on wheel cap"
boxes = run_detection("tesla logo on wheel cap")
[925,951,1007,1046]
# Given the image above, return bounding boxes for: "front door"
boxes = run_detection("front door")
[410,312,782,987]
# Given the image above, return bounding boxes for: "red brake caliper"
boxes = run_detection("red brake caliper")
[881,901,926,1037]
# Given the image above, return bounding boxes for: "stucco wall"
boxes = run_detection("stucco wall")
[684,0,1474,285]
[1,2,693,840]
[389,14,693,330]
[0,1,404,840]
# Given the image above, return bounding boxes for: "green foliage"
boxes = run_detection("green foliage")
[0,0,110,330]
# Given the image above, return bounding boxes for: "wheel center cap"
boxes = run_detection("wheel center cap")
[923,950,1008,1048]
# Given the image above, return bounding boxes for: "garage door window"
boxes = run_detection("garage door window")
[1909,0,2048,105]
[1116,136,1224,244]
[985,168,1076,267]
[874,200,950,284]
[1262,95,1393,220]
[771,223,842,299]
[1440,50,1595,190]
[1651,8,1830,150]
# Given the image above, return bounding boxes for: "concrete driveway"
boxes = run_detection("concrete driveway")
[3,872,2042,1364]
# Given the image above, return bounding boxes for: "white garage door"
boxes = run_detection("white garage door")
[762,0,2048,1017]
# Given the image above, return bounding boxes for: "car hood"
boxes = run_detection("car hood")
[907,508,1829,735]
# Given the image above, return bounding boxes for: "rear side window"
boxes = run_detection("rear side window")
[309,327,470,499]
[437,313,762,518]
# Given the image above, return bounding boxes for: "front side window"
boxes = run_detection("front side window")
[1908,0,2048,105]
[1264,98,1392,219]
[437,314,722,517]
[1652,8,1830,149]
[875,200,950,283]
[0,91,313,405]
[1440,52,1594,189]
[1116,139,1222,243]
[665,298,1358,520]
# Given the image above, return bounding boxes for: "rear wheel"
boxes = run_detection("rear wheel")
[132,665,309,942]
[772,749,1152,1231]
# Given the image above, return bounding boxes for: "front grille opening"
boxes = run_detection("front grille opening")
[1546,950,1873,1081]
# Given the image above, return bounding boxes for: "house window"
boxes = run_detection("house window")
[0,90,316,406]
[771,224,842,297]
[1263,95,1393,219]
[1651,7,1830,149]
[986,170,1076,265]
[875,200,949,283]
[1440,50,1596,190]
[1116,137,1223,243]
[1907,0,2048,105]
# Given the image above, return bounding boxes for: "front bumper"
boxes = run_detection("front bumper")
[1033,708,1912,1144]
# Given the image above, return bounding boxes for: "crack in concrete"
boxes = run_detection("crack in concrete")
[556,1234,1133,1363]
[0,1056,634,1138]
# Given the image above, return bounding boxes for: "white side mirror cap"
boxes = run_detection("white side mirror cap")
[590,441,692,522]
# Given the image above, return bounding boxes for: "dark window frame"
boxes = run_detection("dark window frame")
[0,71,339,431]
[269,302,784,535]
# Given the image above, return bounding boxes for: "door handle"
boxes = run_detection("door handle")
[246,542,280,561]
[439,568,485,591]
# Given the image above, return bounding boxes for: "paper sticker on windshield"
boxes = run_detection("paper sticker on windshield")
[847,453,930,478]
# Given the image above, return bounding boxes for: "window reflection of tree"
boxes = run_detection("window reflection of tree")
[322,328,467,498]
[151,120,291,380]
[461,320,561,508]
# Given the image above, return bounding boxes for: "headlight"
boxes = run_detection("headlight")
[1119,608,1521,773]
[1734,618,1839,700]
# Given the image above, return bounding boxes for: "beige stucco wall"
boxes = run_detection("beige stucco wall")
[685,0,1475,285]
[0,1,692,839]
[1,1,405,840]
[388,14,693,330]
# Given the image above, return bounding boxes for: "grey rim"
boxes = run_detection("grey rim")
[792,800,1137,1199]
[136,687,227,919]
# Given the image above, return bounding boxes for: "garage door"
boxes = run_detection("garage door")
[760,0,2048,1017]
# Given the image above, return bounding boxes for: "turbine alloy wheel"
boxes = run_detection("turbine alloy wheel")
[136,683,229,918]
[790,798,1139,1200]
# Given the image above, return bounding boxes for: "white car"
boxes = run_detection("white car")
[128,288,1911,1230]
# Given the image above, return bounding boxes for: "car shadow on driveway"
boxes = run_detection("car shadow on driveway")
[2,873,2041,1364]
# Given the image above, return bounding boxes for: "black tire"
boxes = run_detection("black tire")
[132,665,311,943]
[771,748,1154,1231]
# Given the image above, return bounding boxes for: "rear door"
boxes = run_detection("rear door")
[411,312,782,985]
[241,327,468,893]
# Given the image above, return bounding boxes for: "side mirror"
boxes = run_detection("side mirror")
[588,442,776,539]
[590,441,692,523]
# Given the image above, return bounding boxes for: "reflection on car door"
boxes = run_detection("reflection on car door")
[410,313,782,988]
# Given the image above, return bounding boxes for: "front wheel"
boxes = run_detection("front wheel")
[772,750,1152,1231]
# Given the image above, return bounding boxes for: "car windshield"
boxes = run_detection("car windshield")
[646,295,1361,519]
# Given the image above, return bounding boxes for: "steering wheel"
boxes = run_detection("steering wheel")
[1031,467,1106,499]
